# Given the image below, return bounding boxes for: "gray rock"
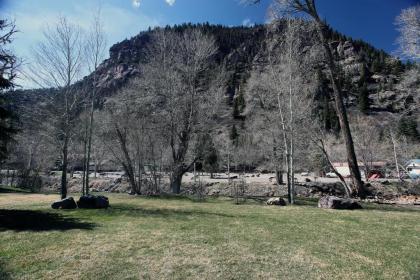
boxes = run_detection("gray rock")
[318,196,362,210]
[51,197,77,210]
[77,195,110,209]
[266,197,286,206]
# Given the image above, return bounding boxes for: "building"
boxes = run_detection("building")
[331,162,387,179]
[406,159,420,179]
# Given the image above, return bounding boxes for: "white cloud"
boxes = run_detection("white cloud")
[165,0,176,6]
[2,0,161,88]
[242,18,254,27]
[132,0,141,8]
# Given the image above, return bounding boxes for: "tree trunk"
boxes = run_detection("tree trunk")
[275,169,283,185]
[290,144,295,204]
[84,92,95,195]
[193,162,197,183]
[171,166,184,194]
[390,132,401,181]
[61,136,69,199]
[286,153,291,203]
[123,164,138,195]
[314,19,365,198]
[82,107,88,195]
[317,139,352,198]
[227,151,230,183]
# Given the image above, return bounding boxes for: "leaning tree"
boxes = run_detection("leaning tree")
[247,0,366,197]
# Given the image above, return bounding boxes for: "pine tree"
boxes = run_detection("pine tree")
[233,89,246,118]
[358,83,369,114]
[203,140,218,178]
[371,57,382,73]
[230,124,239,146]
[398,117,419,141]
[0,19,18,163]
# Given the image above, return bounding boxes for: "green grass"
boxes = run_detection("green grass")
[0,193,419,280]
[0,185,31,193]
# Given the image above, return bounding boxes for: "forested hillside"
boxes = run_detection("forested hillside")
[6,21,419,194]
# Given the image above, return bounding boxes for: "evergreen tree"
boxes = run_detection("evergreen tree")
[195,134,219,178]
[230,124,239,146]
[315,69,340,133]
[371,57,382,73]
[398,117,419,141]
[233,89,246,118]
[203,139,218,178]
[358,83,369,114]
[0,19,18,163]
[391,60,404,75]
[358,66,368,87]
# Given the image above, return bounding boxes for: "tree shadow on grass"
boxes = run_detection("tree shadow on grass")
[109,204,236,219]
[143,193,213,203]
[0,261,11,280]
[361,203,420,213]
[295,197,420,213]
[0,210,96,232]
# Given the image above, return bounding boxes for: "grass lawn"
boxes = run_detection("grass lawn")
[0,193,419,280]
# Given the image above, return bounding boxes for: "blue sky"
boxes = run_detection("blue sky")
[0,0,417,85]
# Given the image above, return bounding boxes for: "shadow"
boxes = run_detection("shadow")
[109,203,235,219]
[293,198,319,207]
[361,203,420,213]
[143,193,207,203]
[0,210,96,232]
[0,261,11,280]
[297,197,420,213]
[0,186,30,193]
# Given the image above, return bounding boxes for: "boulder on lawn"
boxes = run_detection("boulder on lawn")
[77,195,109,209]
[51,197,77,209]
[318,196,362,210]
[266,197,287,206]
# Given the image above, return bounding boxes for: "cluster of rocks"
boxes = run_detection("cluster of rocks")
[296,182,347,197]
[51,195,110,210]
[264,196,362,210]
[41,177,131,194]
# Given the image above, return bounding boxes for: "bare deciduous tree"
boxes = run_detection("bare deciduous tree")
[246,19,315,203]
[395,5,420,60]
[249,0,366,197]
[27,16,85,198]
[142,29,222,194]
[82,8,107,195]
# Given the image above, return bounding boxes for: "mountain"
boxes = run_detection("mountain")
[10,22,418,133]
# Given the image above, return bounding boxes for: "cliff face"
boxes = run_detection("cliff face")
[89,25,267,98]
[85,23,415,115]
[12,23,417,126]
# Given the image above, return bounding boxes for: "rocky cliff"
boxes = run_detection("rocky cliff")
[11,23,419,132]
